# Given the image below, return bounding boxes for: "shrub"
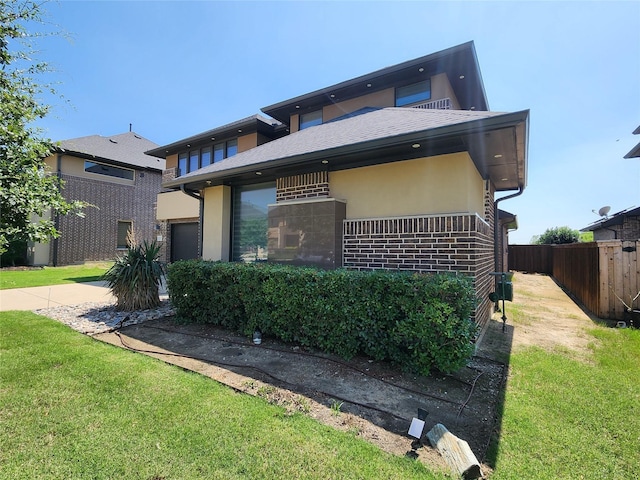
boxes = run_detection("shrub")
[167,261,477,375]
[535,226,580,244]
[102,241,165,311]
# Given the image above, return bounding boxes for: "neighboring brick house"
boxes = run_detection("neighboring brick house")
[148,42,530,328]
[29,132,164,266]
[581,206,640,241]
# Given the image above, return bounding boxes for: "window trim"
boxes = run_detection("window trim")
[299,110,323,130]
[395,79,432,107]
[117,220,133,249]
[84,160,135,181]
[177,139,238,177]
[231,181,276,263]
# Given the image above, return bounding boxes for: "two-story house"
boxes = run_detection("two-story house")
[30,131,164,266]
[148,42,529,328]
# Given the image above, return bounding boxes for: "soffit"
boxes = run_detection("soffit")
[167,108,529,193]
[146,115,282,158]
[262,42,488,124]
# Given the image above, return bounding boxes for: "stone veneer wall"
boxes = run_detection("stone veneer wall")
[343,214,494,328]
[276,171,329,202]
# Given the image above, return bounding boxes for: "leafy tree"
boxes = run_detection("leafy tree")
[0,1,84,256]
[534,226,580,245]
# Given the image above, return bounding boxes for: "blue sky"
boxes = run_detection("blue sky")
[31,1,640,244]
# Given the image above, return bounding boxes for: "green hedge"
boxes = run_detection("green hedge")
[167,261,478,375]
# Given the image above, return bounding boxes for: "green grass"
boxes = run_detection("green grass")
[488,326,640,479]
[0,263,111,290]
[0,311,441,479]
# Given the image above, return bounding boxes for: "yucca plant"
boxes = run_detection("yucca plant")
[103,240,165,311]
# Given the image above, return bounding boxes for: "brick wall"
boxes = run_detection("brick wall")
[343,214,494,328]
[53,169,161,265]
[270,171,497,327]
[622,217,640,240]
[276,171,329,202]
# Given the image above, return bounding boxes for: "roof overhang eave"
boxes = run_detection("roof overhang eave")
[623,142,640,159]
[53,147,162,172]
[165,110,530,191]
[146,116,279,158]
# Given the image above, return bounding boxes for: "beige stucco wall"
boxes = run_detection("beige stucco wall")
[290,113,300,133]
[238,133,258,153]
[156,190,200,220]
[329,152,484,219]
[202,185,231,261]
[165,153,179,170]
[431,73,461,109]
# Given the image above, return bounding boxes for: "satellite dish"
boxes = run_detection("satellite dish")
[598,206,611,217]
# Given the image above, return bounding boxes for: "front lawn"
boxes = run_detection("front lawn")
[488,323,640,479]
[0,311,439,479]
[0,263,111,290]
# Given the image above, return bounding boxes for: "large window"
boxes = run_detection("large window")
[232,182,275,262]
[177,139,237,177]
[189,150,199,172]
[84,161,134,180]
[117,220,133,249]
[201,146,212,167]
[395,79,431,107]
[178,153,187,177]
[299,110,322,130]
[226,139,238,157]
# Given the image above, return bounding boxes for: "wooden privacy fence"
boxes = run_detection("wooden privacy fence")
[509,241,640,320]
[508,245,552,274]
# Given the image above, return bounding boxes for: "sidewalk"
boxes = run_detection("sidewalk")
[0,282,114,311]
[0,280,168,311]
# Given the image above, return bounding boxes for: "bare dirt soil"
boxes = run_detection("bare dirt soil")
[476,272,598,363]
[95,272,597,475]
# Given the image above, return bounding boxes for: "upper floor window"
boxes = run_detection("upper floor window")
[395,80,431,107]
[226,139,238,157]
[178,139,237,176]
[189,150,199,172]
[178,153,188,177]
[84,160,134,180]
[214,139,237,163]
[201,146,212,167]
[299,110,322,130]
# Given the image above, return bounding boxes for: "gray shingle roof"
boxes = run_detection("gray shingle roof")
[56,132,164,171]
[581,206,640,231]
[173,107,505,183]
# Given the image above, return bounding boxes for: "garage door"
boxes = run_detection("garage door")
[171,222,198,262]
